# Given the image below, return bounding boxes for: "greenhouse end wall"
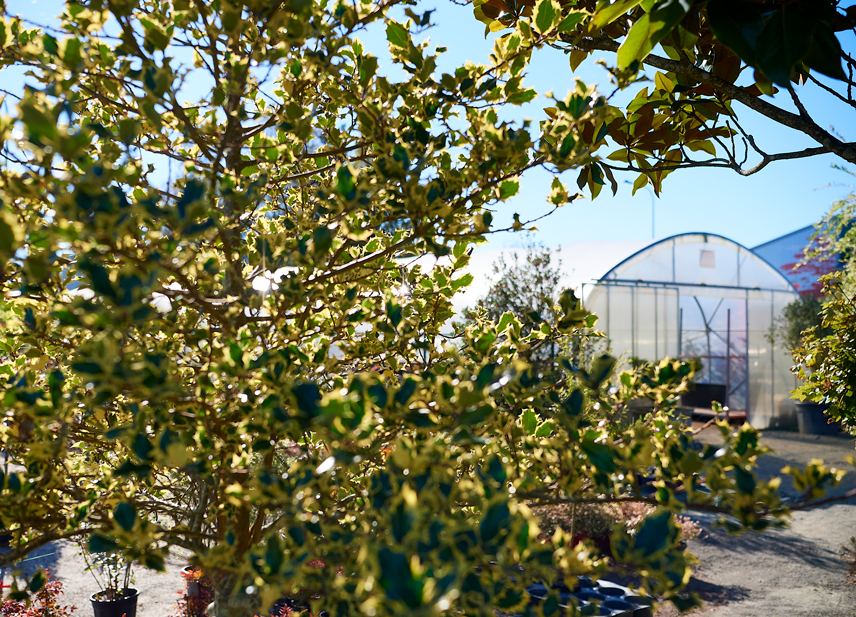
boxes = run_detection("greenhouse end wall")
[581,234,800,430]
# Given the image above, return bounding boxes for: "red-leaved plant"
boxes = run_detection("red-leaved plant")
[0,572,76,617]
[172,568,214,617]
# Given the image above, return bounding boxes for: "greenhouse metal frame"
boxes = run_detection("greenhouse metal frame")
[580,233,800,430]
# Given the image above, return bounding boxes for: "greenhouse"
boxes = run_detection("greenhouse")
[457,233,800,429]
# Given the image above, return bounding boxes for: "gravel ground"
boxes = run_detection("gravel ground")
[3,427,855,617]
[1,541,187,617]
[656,427,856,617]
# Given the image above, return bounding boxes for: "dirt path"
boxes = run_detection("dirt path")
[658,428,856,617]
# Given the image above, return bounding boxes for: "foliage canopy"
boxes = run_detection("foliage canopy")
[0,2,851,617]
[794,193,856,432]
[472,0,856,192]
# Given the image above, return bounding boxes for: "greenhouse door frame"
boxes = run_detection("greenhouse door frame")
[582,280,681,364]
[677,294,750,419]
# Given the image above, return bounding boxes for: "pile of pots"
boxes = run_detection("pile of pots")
[525,577,653,617]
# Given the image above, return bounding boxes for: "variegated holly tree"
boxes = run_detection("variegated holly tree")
[0,1,850,617]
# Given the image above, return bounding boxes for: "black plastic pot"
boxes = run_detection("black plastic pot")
[624,594,653,617]
[576,591,606,604]
[182,566,202,597]
[90,589,139,617]
[796,402,840,436]
[603,599,635,614]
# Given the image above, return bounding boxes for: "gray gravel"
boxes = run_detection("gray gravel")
[1,541,186,617]
[658,428,856,617]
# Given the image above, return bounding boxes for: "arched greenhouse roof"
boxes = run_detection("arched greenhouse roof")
[593,232,799,296]
[443,232,797,314]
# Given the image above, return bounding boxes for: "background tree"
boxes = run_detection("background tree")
[768,295,828,354]
[467,241,565,366]
[794,193,856,432]
[0,2,850,617]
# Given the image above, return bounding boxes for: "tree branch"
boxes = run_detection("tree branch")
[566,35,856,165]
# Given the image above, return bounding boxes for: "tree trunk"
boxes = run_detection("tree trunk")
[208,571,262,617]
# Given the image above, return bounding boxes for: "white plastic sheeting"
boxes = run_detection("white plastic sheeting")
[416,233,799,429]
[582,233,799,429]
[438,239,655,315]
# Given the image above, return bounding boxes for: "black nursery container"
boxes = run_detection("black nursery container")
[796,402,841,436]
[90,589,139,617]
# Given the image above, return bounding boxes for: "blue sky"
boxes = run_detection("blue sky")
[7,0,856,251]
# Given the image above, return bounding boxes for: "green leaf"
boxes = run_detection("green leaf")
[386,22,409,48]
[88,533,119,553]
[337,165,356,199]
[521,409,537,435]
[803,23,847,81]
[378,548,423,609]
[558,10,587,33]
[617,0,691,69]
[592,0,643,30]
[143,553,165,571]
[499,180,519,200]
[451,273,473,291]
[27,570,46,593]
[706,0,764,66]
[564,389,584,417]
[71,361,102,375]
[535,421,554,437]
[506,88,537,105]
[293,382,322,417]
[633,508,674,557]
[534,0,559,34]
[475,363,496,389]
[583,354,616,389]
[387,299,402,328]
[755,5,812,86]
[313,226,334,255]
[360,55,379,87]
[0,209,21,257]
[80,259,117,300]
[113,502,136,531]
[395,378,417,405]
[497,312,516,333]
[480,501,511,543]
[735,466,756,495]
[581,438,616,473]
[368,383,388,408]
[265,535,284,573]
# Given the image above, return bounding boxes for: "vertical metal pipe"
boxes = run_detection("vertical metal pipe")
[654,287,659,360]
[726,308,731,421]
[678,307,683,357]
[771,293,775,425]
[745,293,751,423]
[606,284,610,342]
[631,286,636,358]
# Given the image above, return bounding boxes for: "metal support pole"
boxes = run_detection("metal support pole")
[726,309,731,422]
[745,294,751,423]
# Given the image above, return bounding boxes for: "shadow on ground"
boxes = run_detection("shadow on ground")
[694,521,844,571]
[682,576,750,606]
[0,541,62,580]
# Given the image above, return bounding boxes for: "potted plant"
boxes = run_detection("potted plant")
[181,566,214,599]
[175,567,214,617]
[82,549,139,617]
